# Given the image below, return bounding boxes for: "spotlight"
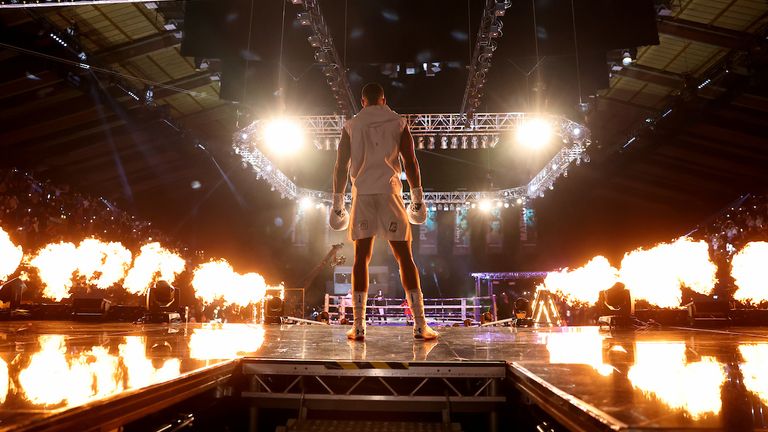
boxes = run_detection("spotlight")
[597,282,634,329]
[427,136,436,150]
[621,50,634,67]
[262,118,304,155]
[496,201,503,208]
[307,35,322,48]
[297,12,312,26]
[572,127,582,137]
[417,136,425,149]
[478,199,492,212]
[299,197,313,210]
[315,51,332,64]
[0,277,26,310]
[516,117,553,149]
[263,287,285,324]
[504,202,510,208]
[516,198,524,205]
[440,136,448,149]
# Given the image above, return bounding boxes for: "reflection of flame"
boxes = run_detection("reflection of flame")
[0,356,8,404]
[123,243,185,295]
[620,237,716,308]
[188,324,265,360]
[543,256,618,305]
[739,344,768,406]
[628,342,725,419]
[30,242,79,301]
[544,328,613,376]
[17,335,121,406]
[17,335,182,408]
[192,260,267,306]
[731,242,768,303]
[0,227,23,282]
[75,238,132,289]
[119,336,181,389]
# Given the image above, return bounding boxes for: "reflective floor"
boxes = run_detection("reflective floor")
[1,322,767,430]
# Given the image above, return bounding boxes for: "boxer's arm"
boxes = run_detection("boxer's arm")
[333,129,351,195]
[399,126,421,190]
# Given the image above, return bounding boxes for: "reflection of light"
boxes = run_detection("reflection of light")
[620,237,716,308]
[543,256,619,305]
[516,117,552,149]
[18,336,121,406]
[119,337,181,390]
[189,324,265,360]
[740,344,768,405]
[628,342,725,419]
[731,242,768,303]
[0,227,23,282]
[263,118,304,155]
[17,335,182,408]
[0,357,7,404]
[545,328,613,376]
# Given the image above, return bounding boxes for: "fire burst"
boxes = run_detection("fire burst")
[731,241,768,304]
[29,242,80,301]
[192,260,267,306]
[123,242,185,295]
[620,237,716,308]
[75,238,133,289]
[30,239,134,301]
[0,227,23,282]
[542,256,619,305]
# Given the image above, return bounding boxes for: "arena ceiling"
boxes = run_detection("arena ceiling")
[0,0,767,267]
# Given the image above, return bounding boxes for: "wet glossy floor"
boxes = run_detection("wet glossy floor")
[1,322,767,430]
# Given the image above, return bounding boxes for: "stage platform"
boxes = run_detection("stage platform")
[0,322,766,431]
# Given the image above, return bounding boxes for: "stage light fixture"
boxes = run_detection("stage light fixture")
[621,50,634,67]
[496,200,503,208]
[597,282,634,329]
[262,118,304,155]
[504,202,510,208]
[307,35,322,48]
[516,117,553,149]
[299,197,313,210]
[479,199,492,212]
[0,277,25,310]
[263,287,285,324]
[297,12,312,26]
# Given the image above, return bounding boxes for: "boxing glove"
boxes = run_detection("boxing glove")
[329,193,349,231]
[407,187,427,225]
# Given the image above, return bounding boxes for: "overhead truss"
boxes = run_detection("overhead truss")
[460,0,510,121]
[239,112,589,151]
[293,0,358,116]
[0,0,175,6]
[233,112,591,205]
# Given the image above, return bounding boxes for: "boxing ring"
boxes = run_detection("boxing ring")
[323,294,497,324]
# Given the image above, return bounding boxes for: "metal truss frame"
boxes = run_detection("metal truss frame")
[471,272,549,280]
[292,0,358,116]
[461,0,510,120]
[242,359,506,415]
[0,0,175,7]
[233,111,591,204]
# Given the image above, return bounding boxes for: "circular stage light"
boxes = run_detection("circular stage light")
[262,118,304,155]
[479,199,492,212]
[516,117,553,149]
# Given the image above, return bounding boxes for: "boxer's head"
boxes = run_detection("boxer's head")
[361,83,385,107]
